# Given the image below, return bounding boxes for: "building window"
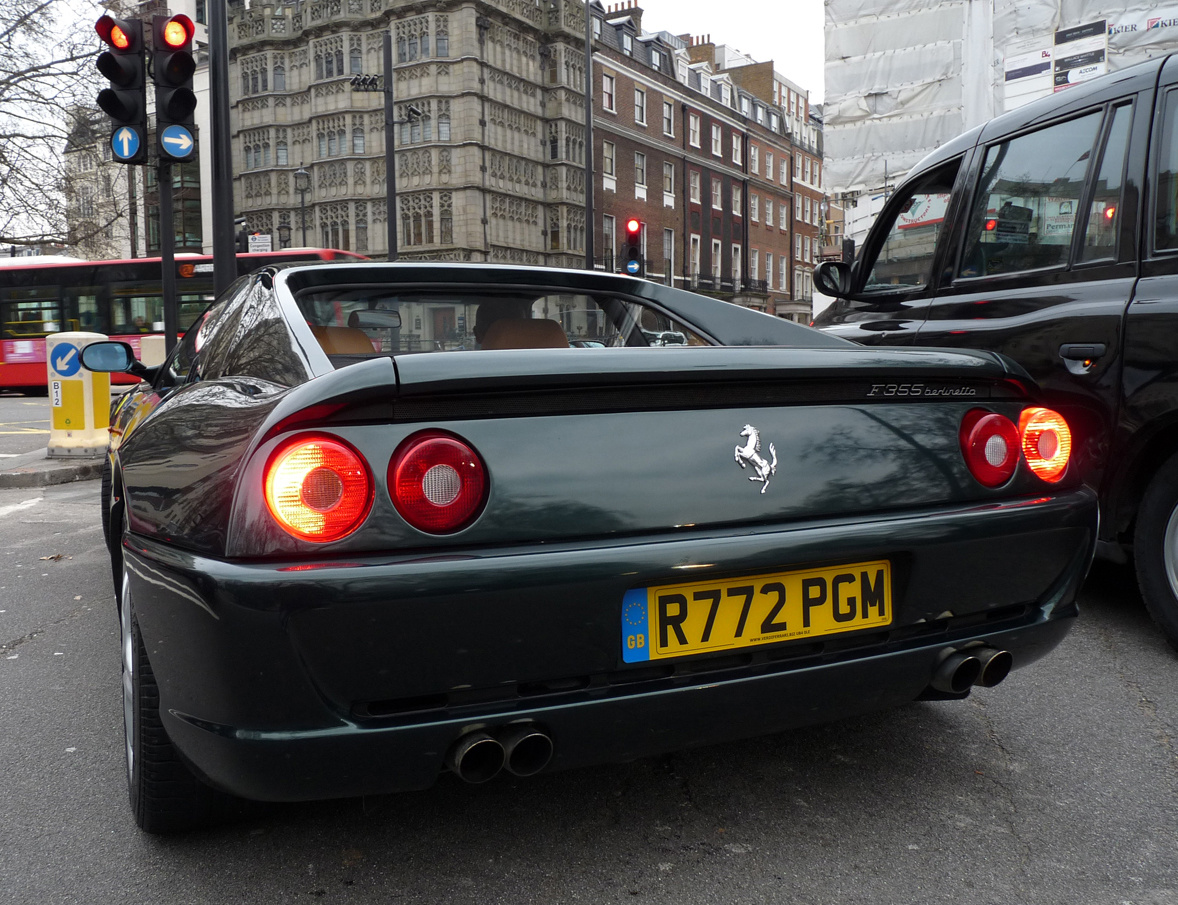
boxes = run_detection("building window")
[750,194,759,222]
[691,234,701,276]
[804,236,811,263]
[779,203,788,230]
[276,141,288,166]
[750,146,759,174]
[711,178,722,210]
[603,214,616,263]
[593,17,602,39]
[634,152,646,187]
[795,155,802,180]
[273,64,285,91]
[663,100,674,136]
[732,133,742,165]
[796,234,802,259]
[651,48,662,71]
[690,170,700,203]
[733,244,742,285]
[781,159,789,184]
[352,129,364,154]
[750,248,759,282]
[603,73,616,112]
[711,123,722,157]
[766,253,773,289]
[663,162,674,194]
[350,47,362,74]
[663,228,674,285]
[780,257,787,292]
[795,195,802,219]
[634,87,646,125]
[766,152,773,179]
[804,196,811,223]
[711,238,722,278]
[732,184,742,212]
[689,113,700,148]
[765,199,773,225]
[622,33,633,55]
[603,141,615,177]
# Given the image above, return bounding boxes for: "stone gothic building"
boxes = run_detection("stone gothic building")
[228,0,589,267]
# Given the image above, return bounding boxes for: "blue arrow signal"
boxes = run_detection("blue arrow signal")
[159,124,195,160]
[51,343,82,377]
[626,260,641,275]
[111,127,142,161]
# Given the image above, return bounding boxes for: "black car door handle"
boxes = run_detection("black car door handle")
[1059,343,1107,361]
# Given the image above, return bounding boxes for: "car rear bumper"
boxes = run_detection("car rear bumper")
[125,487,1096,802]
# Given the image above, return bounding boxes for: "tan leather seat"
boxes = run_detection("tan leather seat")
[310,325,375,355]
[481,319,569,350]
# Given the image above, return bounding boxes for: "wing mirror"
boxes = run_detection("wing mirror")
[80,341,153,379]
[814,260,853,298]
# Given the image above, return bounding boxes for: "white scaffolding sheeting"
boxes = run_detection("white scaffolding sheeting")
[825,0,1178,198]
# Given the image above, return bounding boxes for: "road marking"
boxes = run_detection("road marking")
[0,498,42,518]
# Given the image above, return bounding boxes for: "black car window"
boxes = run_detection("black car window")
[958,111,1102,279]
[293,288,707,356]
[1154,88,1178,253]
[859,161,959,294]
[1078,103,1132,264]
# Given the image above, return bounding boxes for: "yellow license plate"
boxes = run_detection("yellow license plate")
[621,561,891,662]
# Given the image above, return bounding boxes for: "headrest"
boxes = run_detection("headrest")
[310,325,375,355]
[481,318,569,350]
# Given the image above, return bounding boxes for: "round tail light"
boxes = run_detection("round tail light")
[960,409,1021,487]
[264,435,373,542]
[389,431,487,533]
[1019,407,1071,482]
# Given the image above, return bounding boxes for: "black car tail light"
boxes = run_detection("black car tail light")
[389,430,487,533]
[264,434,373,542]
[1019,407,1071,483]
[960,409,1021,487]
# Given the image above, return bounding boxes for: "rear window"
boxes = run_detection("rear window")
[294,288,708,356]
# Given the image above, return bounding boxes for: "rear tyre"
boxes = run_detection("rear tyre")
[1134,454,1178,651]
[121,566,221,833]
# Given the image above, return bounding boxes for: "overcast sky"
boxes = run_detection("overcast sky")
[635,0,826,102]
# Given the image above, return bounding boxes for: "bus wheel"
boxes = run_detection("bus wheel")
[1134,452,1178,651]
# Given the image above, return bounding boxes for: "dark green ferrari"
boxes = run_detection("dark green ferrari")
[82,263,1097,832]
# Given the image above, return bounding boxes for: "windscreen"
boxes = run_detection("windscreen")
[294,287,708,356]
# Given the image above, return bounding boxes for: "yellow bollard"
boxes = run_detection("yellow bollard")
[46,332,111,457]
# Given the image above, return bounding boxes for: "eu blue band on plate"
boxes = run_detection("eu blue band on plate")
[621,588,650,662]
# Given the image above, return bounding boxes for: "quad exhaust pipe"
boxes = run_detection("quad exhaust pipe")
[931,646,1013,694]
[447,724,554,784]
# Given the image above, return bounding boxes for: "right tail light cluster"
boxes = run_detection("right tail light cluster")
[960,406,1072,487]
[263,429,488,543]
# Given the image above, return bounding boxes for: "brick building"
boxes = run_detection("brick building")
[592,4,819,320]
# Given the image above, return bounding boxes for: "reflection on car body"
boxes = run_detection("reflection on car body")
[83,262,1097,832]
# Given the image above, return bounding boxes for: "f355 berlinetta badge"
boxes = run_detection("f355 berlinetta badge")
[734,424,777,493]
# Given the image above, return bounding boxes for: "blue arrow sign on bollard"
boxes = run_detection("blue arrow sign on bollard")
[159,124,195,161]
[111,126,143,162]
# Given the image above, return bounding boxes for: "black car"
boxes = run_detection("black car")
[814,55,1178,650]
[83,262,1096,832]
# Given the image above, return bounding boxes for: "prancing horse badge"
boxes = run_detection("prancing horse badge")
[734,424,777,493]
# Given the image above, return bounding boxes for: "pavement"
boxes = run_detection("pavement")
[0,448,105,489]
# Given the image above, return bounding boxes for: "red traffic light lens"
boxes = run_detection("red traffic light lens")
[96,15,135,50]
[161,15,194,48]
[625,218,641,234]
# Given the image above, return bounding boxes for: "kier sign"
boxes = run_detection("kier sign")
[896,193,951,230]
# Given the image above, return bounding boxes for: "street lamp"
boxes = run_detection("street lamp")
[350,36,422,261]
[294,167,310,247]
[277,222,291,249]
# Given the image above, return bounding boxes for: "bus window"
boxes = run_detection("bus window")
[1,291,62,338]
[72,292,108,334]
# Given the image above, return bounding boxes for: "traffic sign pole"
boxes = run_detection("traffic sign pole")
[158,160,178,354]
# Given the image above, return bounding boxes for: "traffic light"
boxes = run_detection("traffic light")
[152,14,197,161]
[622,217,644,277]
[95,15,147,164]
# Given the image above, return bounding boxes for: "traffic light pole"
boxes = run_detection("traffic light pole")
[158,161,178,354]
[208,0,237,297]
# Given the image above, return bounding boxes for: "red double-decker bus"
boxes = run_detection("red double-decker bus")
[0,248,366,391]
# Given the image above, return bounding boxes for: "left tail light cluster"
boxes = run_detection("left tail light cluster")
[264,430,488,543]
[959,406,1072,488]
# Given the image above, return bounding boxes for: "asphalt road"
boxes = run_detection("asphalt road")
[0,390,51,457]
[1,476,1176,904]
